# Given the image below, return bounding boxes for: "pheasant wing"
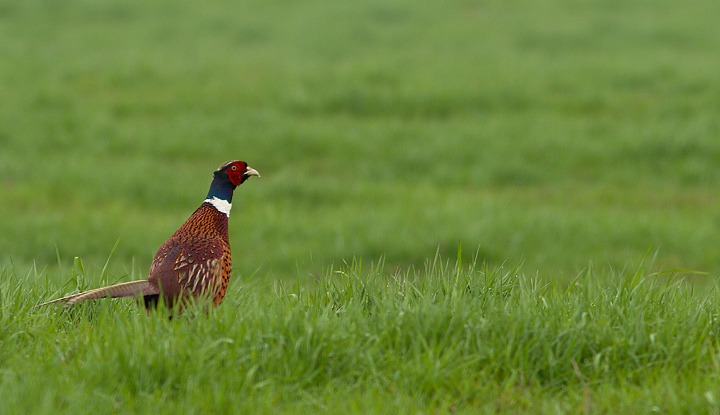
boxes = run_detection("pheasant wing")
[147,237,226,307]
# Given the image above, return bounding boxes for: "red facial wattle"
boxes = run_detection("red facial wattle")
[227,162,246,186]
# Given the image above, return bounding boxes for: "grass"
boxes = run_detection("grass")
[1,0,720,280]
[3,0,720,412]
[3,255,720,414]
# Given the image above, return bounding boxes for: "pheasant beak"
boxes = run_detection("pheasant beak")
[243,167,260,179]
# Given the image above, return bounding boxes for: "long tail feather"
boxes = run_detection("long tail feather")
[38,280,159,308]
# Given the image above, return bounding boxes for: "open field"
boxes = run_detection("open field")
[2,0,720,280]
[5,259,720,414]
[2,0,720,413]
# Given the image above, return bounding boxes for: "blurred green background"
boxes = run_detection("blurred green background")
[1,0,720,284]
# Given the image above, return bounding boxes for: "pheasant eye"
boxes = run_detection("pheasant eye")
[230,165,238,171]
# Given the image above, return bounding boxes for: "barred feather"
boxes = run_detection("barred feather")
[38,280,157,308]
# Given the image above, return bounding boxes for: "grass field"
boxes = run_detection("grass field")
[4,258,720,414]
[2,0,720,413]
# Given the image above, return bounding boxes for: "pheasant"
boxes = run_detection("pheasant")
[39,160,259,311]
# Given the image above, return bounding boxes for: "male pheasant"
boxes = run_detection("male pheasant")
[40,160,259,310]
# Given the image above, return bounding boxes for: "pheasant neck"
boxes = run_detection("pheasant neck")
[204,196,232,216]
[205,176,236,216]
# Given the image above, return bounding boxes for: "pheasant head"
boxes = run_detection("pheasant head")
[204,160,260,215]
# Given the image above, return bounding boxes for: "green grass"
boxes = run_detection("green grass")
[3,0,720,412]
[2,0,720,280]
[3,257,720,414]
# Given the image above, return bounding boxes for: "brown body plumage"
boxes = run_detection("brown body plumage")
[39,160,259,311]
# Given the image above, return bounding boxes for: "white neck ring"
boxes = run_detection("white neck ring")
[204,197,232,216]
